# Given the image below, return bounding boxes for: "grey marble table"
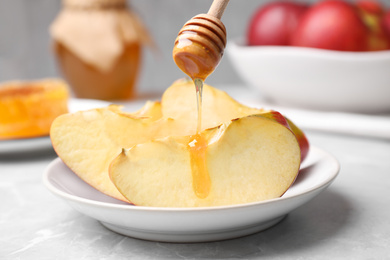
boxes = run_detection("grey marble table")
[1,95,390,259]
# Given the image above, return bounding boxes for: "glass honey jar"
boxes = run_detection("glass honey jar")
[50,0,152,100]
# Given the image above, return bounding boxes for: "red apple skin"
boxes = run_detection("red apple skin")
[258,111,291,129]
[366,26,390,51]
[379,10,390,50]
[383,11,390,38]
[357,0,390,51]
[285,118,310,163]
[291,0,369,51]
[247,1,308,46]
[356,0,385,16]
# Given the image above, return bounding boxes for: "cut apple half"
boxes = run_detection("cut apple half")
[109,112,301,207]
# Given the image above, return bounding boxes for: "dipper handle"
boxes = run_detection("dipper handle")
[207,0,230,19]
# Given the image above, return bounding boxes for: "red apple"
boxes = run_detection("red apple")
[357,0,390,51]
[247,1,308,46]
[291,0,369,51]
[356,0,385,16]
[382,10,390,39]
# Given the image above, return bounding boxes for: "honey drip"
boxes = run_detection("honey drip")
[189,78,211,199]
[194,78,203,133]
[173,19,226,199]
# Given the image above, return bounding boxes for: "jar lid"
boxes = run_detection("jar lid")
[51,1,153,72]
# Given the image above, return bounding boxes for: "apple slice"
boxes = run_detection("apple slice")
[130,100,162,120]
[162,79,309,162]
[50,105,190,201]
[109,112,301,207]
[162,78,264,132]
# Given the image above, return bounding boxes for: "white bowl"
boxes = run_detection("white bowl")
[227,39,390,113]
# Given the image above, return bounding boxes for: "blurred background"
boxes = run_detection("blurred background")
[1,0,389,96]
[0,0,309,95]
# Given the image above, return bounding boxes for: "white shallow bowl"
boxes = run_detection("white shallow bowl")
[43,146,339,243]
[227,39,390,113]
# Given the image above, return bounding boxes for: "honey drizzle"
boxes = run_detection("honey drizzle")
[173,33,216,199]
[194,78,203,133]
[188,78,211,199]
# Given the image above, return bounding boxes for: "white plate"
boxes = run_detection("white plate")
[0,98,110,154]
[43,146,339,243]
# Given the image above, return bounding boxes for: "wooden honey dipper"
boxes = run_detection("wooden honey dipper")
[173,0,230,81]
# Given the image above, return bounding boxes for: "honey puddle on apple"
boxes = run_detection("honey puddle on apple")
[188,78,211,199]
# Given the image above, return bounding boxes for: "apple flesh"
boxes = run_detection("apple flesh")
[131,100,162,119]
[292,0,369,51]
[162,79,309,162]
[247,1,308,46]
[50,104,189,201]
[109,113,301,207]
[162,78,265,132]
